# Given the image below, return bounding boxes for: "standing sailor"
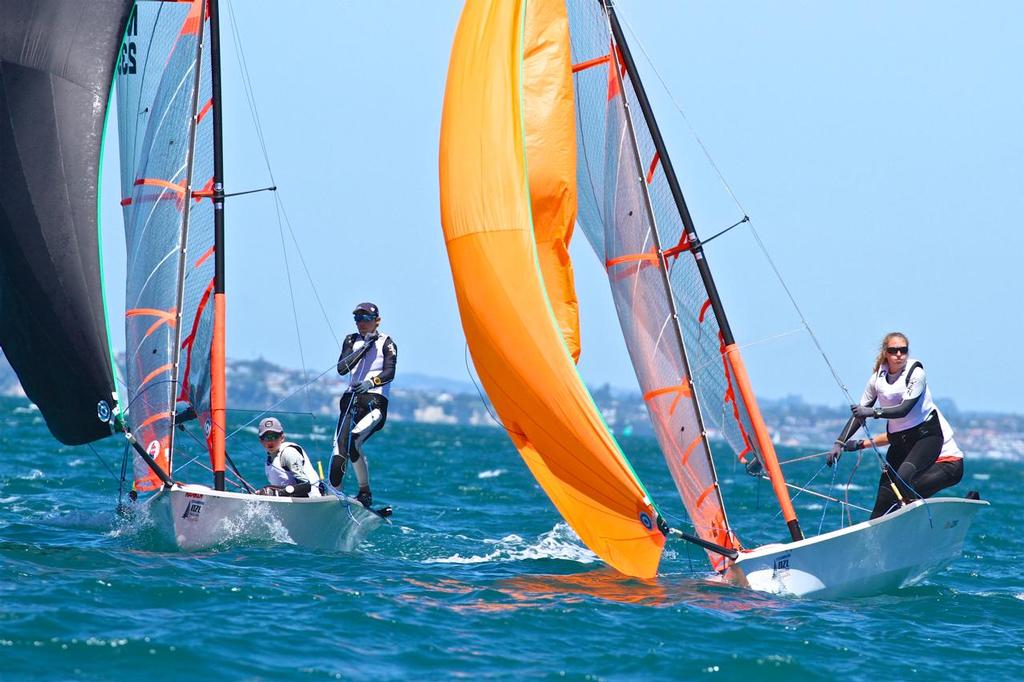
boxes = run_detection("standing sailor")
[329,302,397,507]
[256,417,323,497]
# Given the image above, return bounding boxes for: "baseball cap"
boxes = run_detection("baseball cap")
[352,302,379,317]
[258,417,283,436]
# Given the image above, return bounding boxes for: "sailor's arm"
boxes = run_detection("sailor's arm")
[835,376,876,444]
[337,334,364,375]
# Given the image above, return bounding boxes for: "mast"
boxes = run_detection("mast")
[605,3,803,542]
[209,0,227,491]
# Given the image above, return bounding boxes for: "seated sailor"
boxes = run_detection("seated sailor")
[255,416,322,497]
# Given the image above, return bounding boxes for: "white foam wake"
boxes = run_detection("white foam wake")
[425,523,598,566]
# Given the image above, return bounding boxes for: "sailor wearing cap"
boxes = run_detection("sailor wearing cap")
[256,416,322,497]
[330,302,397,507]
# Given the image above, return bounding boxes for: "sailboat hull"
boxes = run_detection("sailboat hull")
[143,484,386,552]
[727,497,988,598]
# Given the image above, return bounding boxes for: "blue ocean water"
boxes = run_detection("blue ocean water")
[0,395,1020,680]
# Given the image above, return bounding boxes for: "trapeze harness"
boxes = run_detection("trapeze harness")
[329,332,397,489]
[265,441,322,497]
[843,359,962,517]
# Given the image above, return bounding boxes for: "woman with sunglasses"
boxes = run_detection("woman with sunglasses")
[828,332,959,518]
[329,302,397,508]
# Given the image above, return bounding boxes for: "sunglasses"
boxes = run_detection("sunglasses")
[886,346,909,355]
[354,314,377,322]
[259,432,282,442]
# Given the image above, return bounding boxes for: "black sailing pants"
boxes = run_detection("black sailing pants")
[329,391,388,487]
[870,411,955,518]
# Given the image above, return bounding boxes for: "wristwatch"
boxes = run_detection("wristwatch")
[873,407,882,419]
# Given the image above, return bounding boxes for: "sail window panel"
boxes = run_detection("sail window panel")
[567,0,735,558]
[117,3,187,207]
[604,83,728,549]
[177,18,216,441]
[119,5,202,490]
[567,0,612,256]
[617,74,761,467]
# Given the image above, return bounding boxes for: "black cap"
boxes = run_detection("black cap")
[352,302,379,317]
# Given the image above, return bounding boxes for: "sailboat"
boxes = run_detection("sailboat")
[0,0,386,552]
[438,0,986,597]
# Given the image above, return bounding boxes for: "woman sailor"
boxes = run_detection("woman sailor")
[828,332,961,518]
[256,417,323,497]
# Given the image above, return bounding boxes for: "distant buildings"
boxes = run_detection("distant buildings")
[2,354,1020,458]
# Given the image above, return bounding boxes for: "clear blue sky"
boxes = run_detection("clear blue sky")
[100,1,1024,414]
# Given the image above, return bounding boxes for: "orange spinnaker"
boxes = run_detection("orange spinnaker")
[439,0,665,579]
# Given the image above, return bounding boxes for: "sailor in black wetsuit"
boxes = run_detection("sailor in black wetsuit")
[329,302,396,508]
[828,332,961,518]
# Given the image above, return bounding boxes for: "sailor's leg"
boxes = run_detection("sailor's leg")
[330,393,357,487]
[348,395,387,505]
[907,458,963,499]
[870,442,909,519]
[892,431,942,501]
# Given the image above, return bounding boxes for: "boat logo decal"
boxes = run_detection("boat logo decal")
[97,400,112,423]
[773,553,791,573]
[204,418,212,436]
[638,512,653,530]
[944,519,959,529]
[182,496,205,522]
[147,440,161,457]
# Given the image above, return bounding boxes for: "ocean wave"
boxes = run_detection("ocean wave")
[424,523,597,566]
[477,469,505,479]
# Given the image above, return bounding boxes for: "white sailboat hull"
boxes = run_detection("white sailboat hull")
[727,497,988,598]
[143,484,386,552]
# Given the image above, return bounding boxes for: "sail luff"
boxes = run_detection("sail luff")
[604,2,803,541]
[207,0,226,490]
[601,9,735,549]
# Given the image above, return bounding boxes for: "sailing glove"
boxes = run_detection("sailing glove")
[844,438,863,452]
[827,442,843,467]
[850,404,876,419]
[353,379,374,394]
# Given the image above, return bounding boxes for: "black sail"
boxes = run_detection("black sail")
[0,0,133,444]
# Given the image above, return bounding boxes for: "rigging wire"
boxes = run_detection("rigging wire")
[223,359,339,442]
[618,11,853,404]
[463,343,524,437]
[223,0,341,349]
[87,444,120,482]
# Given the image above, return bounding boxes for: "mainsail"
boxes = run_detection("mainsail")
[0,0,133,445]
[117,0,217,491]
[567,0,801,547]
[440,0,666,579]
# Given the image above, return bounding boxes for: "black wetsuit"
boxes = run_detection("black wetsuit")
[329,333,397,488]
